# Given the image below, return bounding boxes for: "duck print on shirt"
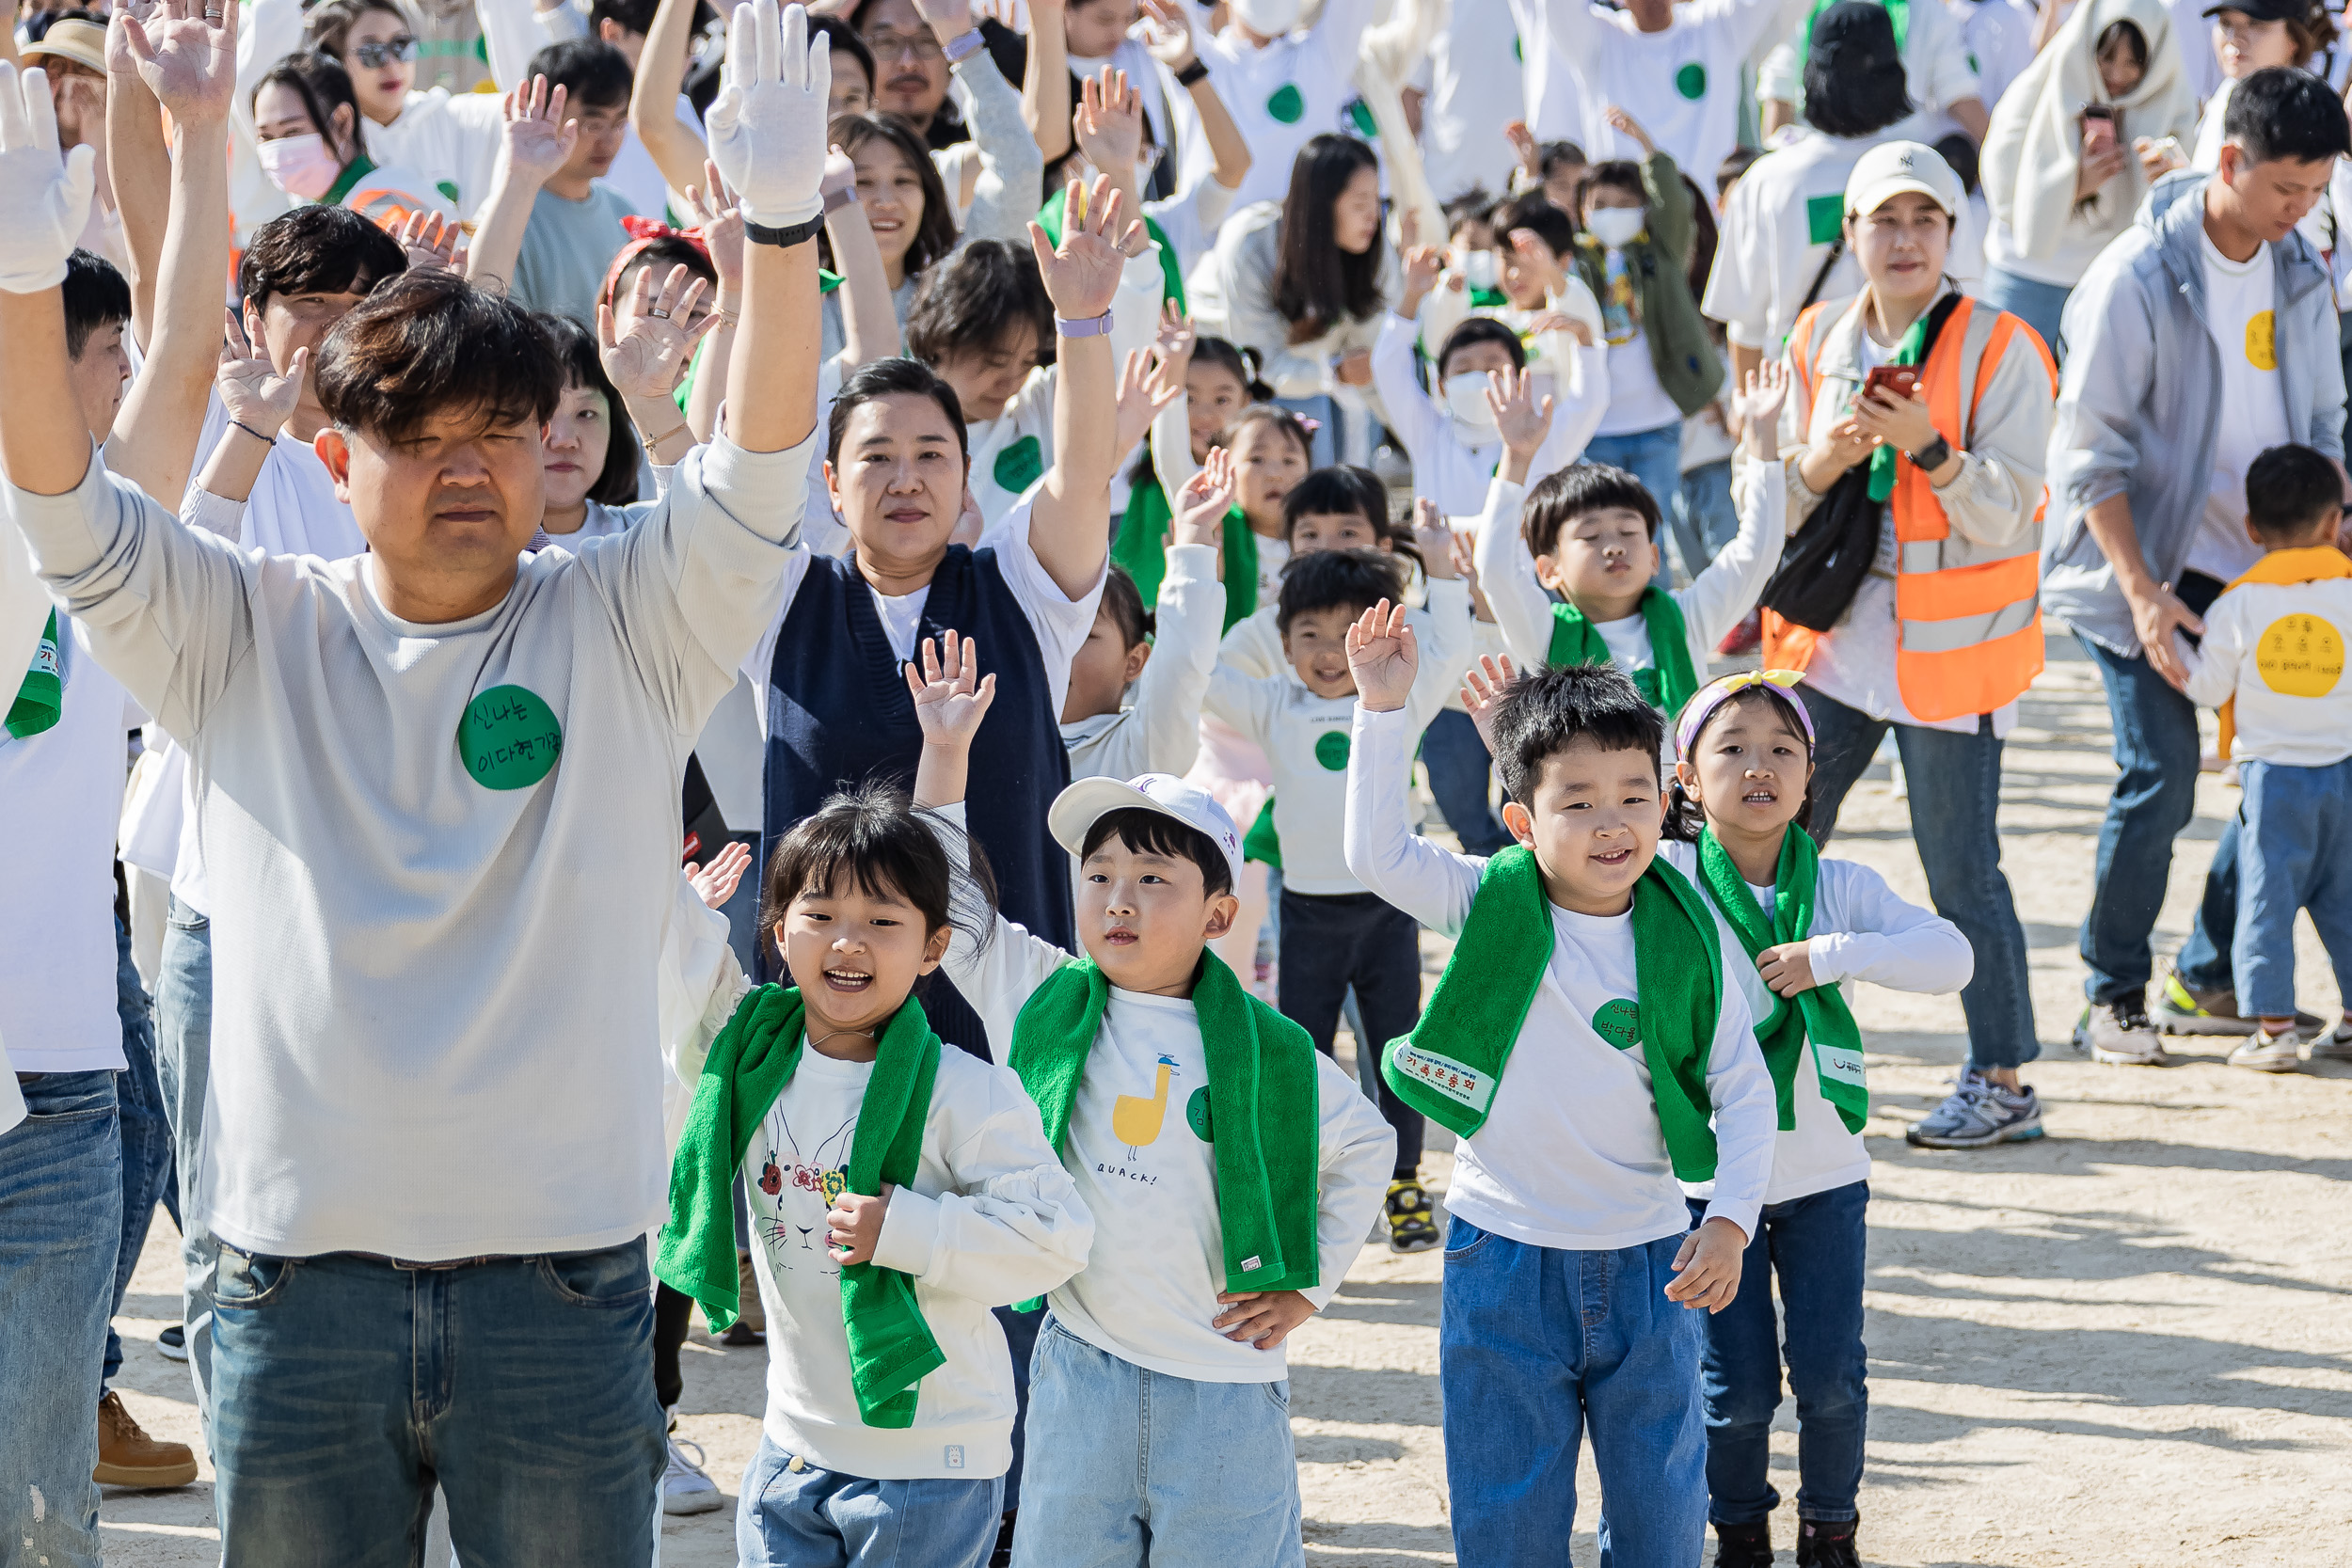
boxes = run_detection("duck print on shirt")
[1101,1054,1182,1181]
[754,1102,854,1279]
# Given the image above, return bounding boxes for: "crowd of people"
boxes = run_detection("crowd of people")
[5,0,2352,1564]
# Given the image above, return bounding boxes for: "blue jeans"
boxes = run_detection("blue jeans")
[1275,393,1338,468]
[1422,707,1513,856]
[1438,1217,1706,1568]
[109,912,175,1389]
[1800,687,2042,1069]
[210,1242,665,1565]
[154,897,219,1420]
[2233,757,2352,1018]
[2074,634,2237,1002]
[1585,422,1686,580]
[1675,457,1740,571]
[1685,1183,1868,1528]
[1979,265,2072,362]
[0,1071,121,1568]
[739,1434,1003,1568]
[1011,1316,1303,1568]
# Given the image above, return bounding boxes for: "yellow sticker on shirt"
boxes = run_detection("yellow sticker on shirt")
[2254,612,2344,696]
[2247,309,2278,372]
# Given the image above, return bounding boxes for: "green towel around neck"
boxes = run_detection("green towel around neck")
[5,610,62,739]
[1383,845,1725,1180]
[1693,828,1868,1134]
[1008,952,1321,1308]
[657,985,946,1428]
[1864,309,1931,503]
[1110,485,1256,634]
[1242,796,1281,868]
[1547,590,1698,716]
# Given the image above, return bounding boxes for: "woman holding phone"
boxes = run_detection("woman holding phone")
[1771,140,2059,1153]
[1979,0,2200,356]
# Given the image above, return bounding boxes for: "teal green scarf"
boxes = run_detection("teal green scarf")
[1547,590,1698,715]
[1111,487,1256,634]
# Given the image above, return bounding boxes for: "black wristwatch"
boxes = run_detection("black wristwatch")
[743,213,826,249]
[1908,435,1953,472]
[1173,57,1209,87]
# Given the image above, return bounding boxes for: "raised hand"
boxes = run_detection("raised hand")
[905,630,997,752]
[1399,243,1444,314]
[1114,345,1182,456]
[1412,497,1461,582]
[1602,104,1654,155]
[597,262,719,400]
[1484,366,1555,461]
[707,0,834,228]
[1344,598,1418,715]
[395,209,466,274]
[909,0,975,45]
[1459,652,1517,752]
[0,64,99,293]
[216,309,304,437]
[1027,174,1148,323]
[116,0,237,124]
[1153,301,1197,372]
[1073,68,1144,178]
[1526,309,1595,347]
[687,840,754,910]
[499,75,577,190]
[1504,118,1539,176]
[682,159,747,294]
[1138,0,1198,68]
[1731,360,1788,460]
[1171,445,1236,547]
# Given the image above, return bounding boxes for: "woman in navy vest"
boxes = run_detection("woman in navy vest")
[745,176,1145,1058]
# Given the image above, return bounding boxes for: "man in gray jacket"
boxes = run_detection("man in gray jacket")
[2042,68,2349,1068]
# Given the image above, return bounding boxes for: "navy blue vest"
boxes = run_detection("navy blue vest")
[763,546,1074,1059]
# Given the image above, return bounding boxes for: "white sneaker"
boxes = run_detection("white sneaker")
[661,1435,723,1515]
[2228,1029,2303,1073]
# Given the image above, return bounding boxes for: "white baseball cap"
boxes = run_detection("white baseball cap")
[1048,773,1245,889]
[1844,140,1963,221]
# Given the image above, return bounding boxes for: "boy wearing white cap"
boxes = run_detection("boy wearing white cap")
[903,633,1395,1568]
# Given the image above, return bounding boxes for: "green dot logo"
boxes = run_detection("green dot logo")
[1675,61,1707,101]
[457,684,563,791]
[437,179,461,204]
[1512,33,1522,61]
[1314,730,1351,771]
[1348,100,1378,138]
[1266,84,1305,124]
[1591,998,1643,1052]
[992,436,1043,496]
[1185,1085,1213,1141]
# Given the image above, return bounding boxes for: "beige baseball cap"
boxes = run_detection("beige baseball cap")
[1845,140,1964,221]
[1048,774,1245,888]
[22,19,108,77]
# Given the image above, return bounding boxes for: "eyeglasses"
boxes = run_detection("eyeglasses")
[862,27,944,61]
[352,35,419,69]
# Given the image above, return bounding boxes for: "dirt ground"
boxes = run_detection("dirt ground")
[93,639,2352,1566]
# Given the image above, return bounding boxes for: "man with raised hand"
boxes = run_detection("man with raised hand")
[0,1,831,1557]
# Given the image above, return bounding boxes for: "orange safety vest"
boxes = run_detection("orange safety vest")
[1766,294,2058,724]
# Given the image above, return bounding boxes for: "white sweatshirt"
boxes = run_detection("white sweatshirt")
[1369,310,1604,517]
[932,804,1396,1382]
[2180,574,2352,768]
[1656,839,1973,1206]
[1061,542,1225,784]
[1343,703,1778,1246]
[9,434,815,1260]
[1203,578,1471,894]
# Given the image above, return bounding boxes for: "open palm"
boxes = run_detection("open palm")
[119,0,237,122]
[598,263,717,400]
[1344,600,1418,714]
[905,631,995,747]
[501,76,577,187]
[1028,175,1145,321]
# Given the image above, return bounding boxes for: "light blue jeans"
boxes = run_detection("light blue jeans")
[1438,1217,1706,1568]
[1585,422,1687,584]
[1979,265,2072,363]
[0,1070,122,1568]
[1011,1315,1304,1568]
[109,912,175,1388]
[2233,756,2352,1017]
[738,1435,1003,1568]
[154,896,219,1421]
[210,1242,665,1565]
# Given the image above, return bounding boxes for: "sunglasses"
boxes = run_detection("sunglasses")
[352,35,419,69]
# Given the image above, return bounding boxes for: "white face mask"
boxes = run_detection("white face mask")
[1458,248,1501,291]
[1584,206,1646,249]
[258,133,342,200]
[1231,0,1302,39]
[1443,372,1500,436]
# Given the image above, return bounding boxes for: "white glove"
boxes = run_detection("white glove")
[0,64,98,294]
[705,0,832,230]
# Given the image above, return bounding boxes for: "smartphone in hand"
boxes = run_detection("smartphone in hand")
[1861,365,1919,403]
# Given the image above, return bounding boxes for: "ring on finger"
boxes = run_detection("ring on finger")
[649,309,671,320]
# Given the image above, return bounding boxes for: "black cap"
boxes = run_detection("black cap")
[2201,0,2315,22]
[1810,1,1901,69]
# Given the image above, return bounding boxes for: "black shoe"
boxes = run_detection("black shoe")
[1712,1519,1773,1566]
[1385,1179,1441,1253]
[1794,1517,1858,1568]
[989,1507,1016,1568]
[156,1323,187,1362]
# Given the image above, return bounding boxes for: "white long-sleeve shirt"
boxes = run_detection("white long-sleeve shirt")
[931,804,1396,1383]
[9,432,814,1260]
[1369,311,1603,517]
[1656,838,1972,1206]
[1542,0,1816,178]
[1062,542,1224,784]
[1472,460,1786,736]
[1343,703,1777,1245]
[2180,575,2352,768]
[1203,578,1471,894]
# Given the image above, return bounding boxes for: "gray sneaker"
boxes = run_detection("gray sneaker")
[2072,1002,2169,1066]
[1905,1069,2044,1148]
[2228,1029,2303,1073]
[2153,971,2325,1038]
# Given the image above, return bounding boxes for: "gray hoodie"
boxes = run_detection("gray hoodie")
[2041,170,2345,657]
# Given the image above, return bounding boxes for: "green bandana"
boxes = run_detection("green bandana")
[657,986,945,1427]
[1864,310,1931,504]
[5,610,62,739]
[1009,952,1321,1307]
[1547,590,1697,715]
[1110,486,1256,634]
[1693,829,1868,1134]
[1384,846,1725,1180]
[1035,190,1186,317]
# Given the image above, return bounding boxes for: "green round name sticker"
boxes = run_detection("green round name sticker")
[1314,730,1351,771]
[458,684,563,790]
[993,435,1043,496]
[1186,1085,1214,1141]
[1266,84,1304,124]
[1592,998,1643,1052]
[1675,61,1707,101]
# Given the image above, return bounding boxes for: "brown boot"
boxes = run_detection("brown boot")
[96,1390,198,1488]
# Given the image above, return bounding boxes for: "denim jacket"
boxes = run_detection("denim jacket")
[2042,170,2347,657]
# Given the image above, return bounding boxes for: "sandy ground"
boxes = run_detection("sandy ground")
[93,639,2352,1566]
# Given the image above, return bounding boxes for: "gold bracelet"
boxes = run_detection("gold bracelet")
[642,423,691,452]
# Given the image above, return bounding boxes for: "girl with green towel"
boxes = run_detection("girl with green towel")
[1342,621,1779,1568]
[656,778,1092,1568]
[1651,670,1973,1568]
[903,632,1396,1568]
